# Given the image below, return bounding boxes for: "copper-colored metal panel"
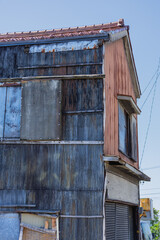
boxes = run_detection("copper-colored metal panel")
[104,39,138,168]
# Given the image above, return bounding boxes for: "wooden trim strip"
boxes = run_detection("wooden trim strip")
[0,74,105,83]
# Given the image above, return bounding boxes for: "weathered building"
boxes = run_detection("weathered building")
[0,19,149,239]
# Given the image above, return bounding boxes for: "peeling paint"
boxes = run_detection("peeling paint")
[29,40,99,53]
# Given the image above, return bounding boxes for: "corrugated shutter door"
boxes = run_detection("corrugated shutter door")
[105,202,131,240]
[115,204,129,240]
[105,202,116,240]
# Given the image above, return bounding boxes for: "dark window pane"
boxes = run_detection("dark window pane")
[118,103,127,154]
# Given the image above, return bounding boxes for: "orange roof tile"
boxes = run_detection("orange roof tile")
[0,19,128,43]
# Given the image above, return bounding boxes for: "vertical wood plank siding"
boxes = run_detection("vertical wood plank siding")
[104,39,138,168]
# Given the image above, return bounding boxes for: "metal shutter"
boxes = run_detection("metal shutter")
[129,206,134,240]
[105,202,133,240]
[115,204,129,240]
[105,202,116,240]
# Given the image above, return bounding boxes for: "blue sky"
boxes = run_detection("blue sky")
[1,0,160,210]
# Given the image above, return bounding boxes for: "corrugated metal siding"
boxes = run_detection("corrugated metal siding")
[60,218,103,240]
[0,144,103,191]
[62,78,103,141]
[0,46,102,78]
[62,79,103,111]
[104,39,138,168]
[62,113,103,140]
[0,43,104,240]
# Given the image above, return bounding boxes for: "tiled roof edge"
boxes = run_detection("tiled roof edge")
[0,19,128,43]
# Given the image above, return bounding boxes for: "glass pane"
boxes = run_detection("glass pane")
[4,87,21,138]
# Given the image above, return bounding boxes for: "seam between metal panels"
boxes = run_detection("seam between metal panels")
[0,189,104,191]
[0,140,104,145]
[17,62,103,70]
[62,109,103,114]
[60,215,103,219]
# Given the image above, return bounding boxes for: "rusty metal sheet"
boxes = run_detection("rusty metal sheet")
[0,213,20,240]
[62,79,103,111]
[0,87,6,138]
[0,144,103,191]
[4,87,21,138]
[0,190,27,206]
[16,47,103,77]
[62,113,103,140]
[60,218,103,240]
[29,40,99,53]
[21,80,61,140]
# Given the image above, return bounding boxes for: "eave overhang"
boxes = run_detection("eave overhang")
[103,155,150,181]
[0,33,109,47]
[117,95,141,114]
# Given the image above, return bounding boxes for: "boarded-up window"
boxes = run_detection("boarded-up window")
[21,79,61,140]
[118,103,137,161]
[19,213,59,240]
[0,86,21,139]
